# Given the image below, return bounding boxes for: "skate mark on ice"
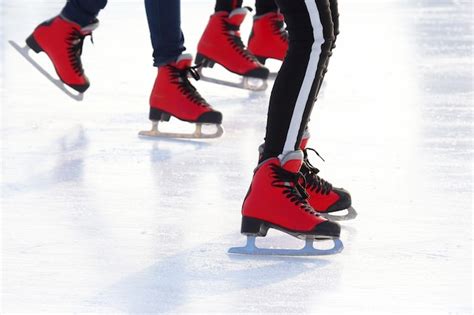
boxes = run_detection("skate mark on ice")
[90,236,331,313]
[9,40,84,101]
[146,140,210,165]
[2,126,89,195]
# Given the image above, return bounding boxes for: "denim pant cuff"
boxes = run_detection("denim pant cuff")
[153,47,186,67]
[61,3,96,27]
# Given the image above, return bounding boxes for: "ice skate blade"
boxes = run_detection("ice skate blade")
[197,69,267,92]
[228,236,343,256]
[319,206,358,221]
[9,40,84,101]
[139,121,224,139]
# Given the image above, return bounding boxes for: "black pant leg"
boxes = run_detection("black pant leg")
[261,0,335,160]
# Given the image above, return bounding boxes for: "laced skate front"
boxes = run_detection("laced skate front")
[229,162,344,256]
[66,29,92,76]
[270,164,320,216]
[303,148,333,195]
[271,16,288,43]
[170,65,210,108]
[223,22,258,63]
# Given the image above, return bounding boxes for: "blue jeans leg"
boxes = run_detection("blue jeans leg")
[144,0,186,66]
[61,0,108,26]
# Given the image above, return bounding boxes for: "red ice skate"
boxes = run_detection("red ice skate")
[195,8,269,91]
[9,15,98,100]
[248,11,288,64]
[229,150,343,256]
[139,54,224,139]
[299,131,357,221]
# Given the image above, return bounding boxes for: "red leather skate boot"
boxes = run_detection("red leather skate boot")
[248,11,288,64]
[149,54,222,124]
[26,15,97,93]
[196,8,269,80]
[299,131,357,220]
[241,150,340,239]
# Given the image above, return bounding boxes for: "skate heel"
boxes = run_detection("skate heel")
[241,216,269,236]
[195,53,215,68]
[25,35,43,53]
[149,107,171,122]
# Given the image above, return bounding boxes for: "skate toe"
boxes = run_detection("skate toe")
[197,111,223,124]
[312,220,340,238]
[326,188,352,213]
[69,81,90,93]
[244,67,270,79]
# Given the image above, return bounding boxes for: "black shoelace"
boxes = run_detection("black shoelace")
[66,29,92,75]
[303,148,333,195]
[224,22,258,63]
[170,65,209,107]
[270,164,319,215]
[271,16,288,42]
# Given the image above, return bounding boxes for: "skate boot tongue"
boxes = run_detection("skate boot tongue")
[174,54,193,70]
[279,150,304,173]
[228,8,249,26]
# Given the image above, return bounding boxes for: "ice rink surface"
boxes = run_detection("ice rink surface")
[1,0,472,313]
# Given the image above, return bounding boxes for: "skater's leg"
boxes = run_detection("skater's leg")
[141,0,223,138]
[329,0,340,47]
[297,0,338,147]
[312,0,339,99]
[142,54,223,134]
[196,0,268,85]
[235,0,343,255]
[61,0,108,27]
[299,0,338,139]
[255,0,278,15]
[214,0,243,12]
[24,0,104,94]
[248,0,288,63]
[260,0,353,218]
[261,0,335,161]
[144,0,185,66]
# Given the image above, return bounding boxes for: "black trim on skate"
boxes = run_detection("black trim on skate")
[255,55,267,65]
[313,221,340,237]
[149,107,171,121]
[149,107,223,125]
[25,35,90,93]
[240,216,340,239]
[241,216,270,236]
[244,67,269,79]
[25,35,43,53]
[195,53,269,80]
[9,40,85,101]
[325,188,352,213]
[197,111,223,124]
[69,82,90,93]
[195,53,215,68]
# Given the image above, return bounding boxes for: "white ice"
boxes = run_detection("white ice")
[1,0,472,313]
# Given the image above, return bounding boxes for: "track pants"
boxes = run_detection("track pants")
[60,0,185,66]
[261,0,339,161]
